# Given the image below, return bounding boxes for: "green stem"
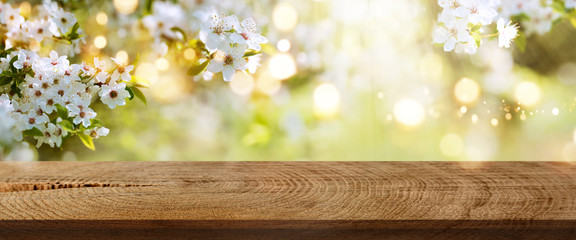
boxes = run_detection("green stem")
[478,33,498,38]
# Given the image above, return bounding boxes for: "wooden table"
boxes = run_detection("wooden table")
[0,161,575,239]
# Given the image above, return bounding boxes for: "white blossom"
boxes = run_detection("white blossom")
[200,14,240,50]
[459,0,498,25]
[433,19,471,52]
[497,18,518,48]
[99,81,130,109]
[229,18,268,51]
[26,20,52,42]
[44,0,77,35]
[111,58,134,82]
[206,43,247,81]
[84,127,109,139]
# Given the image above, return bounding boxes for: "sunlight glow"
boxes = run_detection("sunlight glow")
[114,0,138,15]
[273,3,298,32]
[393,98,425,127]
[454,78,480,104]
[268,53,296,80]
[314,83,341,119]
[230,71,255,95]
[94,36,107,49]
[515,82,541,106]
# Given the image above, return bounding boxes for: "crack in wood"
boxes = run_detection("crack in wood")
[0,182,153,193]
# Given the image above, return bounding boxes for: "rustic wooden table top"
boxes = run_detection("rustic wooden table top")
[0,161,575,239]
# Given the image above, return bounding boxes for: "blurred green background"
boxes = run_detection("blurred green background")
[8,0,576,162]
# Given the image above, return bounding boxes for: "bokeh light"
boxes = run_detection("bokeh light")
[96,12,108,25]
[268,53,296,80]
[393,99,425,127]
[184,48,195,60]
[115,50,129,65]
[277,39,291,52]
[314,83,341,119]
[114,0,138,15]
[490,118,499,127]
[257,71,282,95]
[94,36,107,49]
[155,58,170,72]
[454,78,480,104]
[273,2,298,32]
[230,71,255,95]
[515,82,541,106]
[19,2,31,18]
[135,62,159,85]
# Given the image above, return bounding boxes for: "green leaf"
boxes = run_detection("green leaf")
[144,0,154,15]
[187,59,210,76]
[243,49,261,58]
[170,27,187,42]
[550,1,566,13]
[189,39,208,54]
[260,43,276,55]
[474,35,481,47]
[10,83,21,97]
[470,24,482,33]
[129,75,151,88]
[78,134,95,151]
[127,86,147,105]
[60,22,83,43]
[70,22,80,35]
[132,53,141,67]
[90,118,102,127]
[125,86,135,100]
[9,55,18,72]
[55,104,68,119]
[25,69,34,77]
[0,48,14,58]
[515,31,526,52]
[23,127,43,137]
[58,119,75,132]
[0,75,11,85]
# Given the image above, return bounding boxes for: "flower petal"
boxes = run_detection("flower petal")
[222,65,235,81]
[229,33,246,44]
[207,61,224,73]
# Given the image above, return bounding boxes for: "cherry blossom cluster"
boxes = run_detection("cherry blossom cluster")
[1,1,82,53]
[200,12,268,81]
[0,2,141,151]
[0,49,137,149]
[142,1,187,57]
[433,0,576,54]
[433,0,518,54]
[498,0,562,36]
[140,1,268,82]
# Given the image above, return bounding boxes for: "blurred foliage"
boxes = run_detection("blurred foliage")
[12,0,576,162]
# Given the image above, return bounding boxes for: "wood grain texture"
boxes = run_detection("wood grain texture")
[0,161,576,239]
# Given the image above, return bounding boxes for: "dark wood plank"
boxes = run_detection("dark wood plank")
[0,161,575,239]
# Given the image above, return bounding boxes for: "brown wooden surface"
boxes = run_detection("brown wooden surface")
[0,161,576,239]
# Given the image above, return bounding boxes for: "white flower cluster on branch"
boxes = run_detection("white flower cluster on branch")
[140,1,268,82]
[433,0,518,54]
[1,1,84,54]
[201,13,267,81]
[0,1,143,151]
[0,49,138,149]
[433,0,576,54]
